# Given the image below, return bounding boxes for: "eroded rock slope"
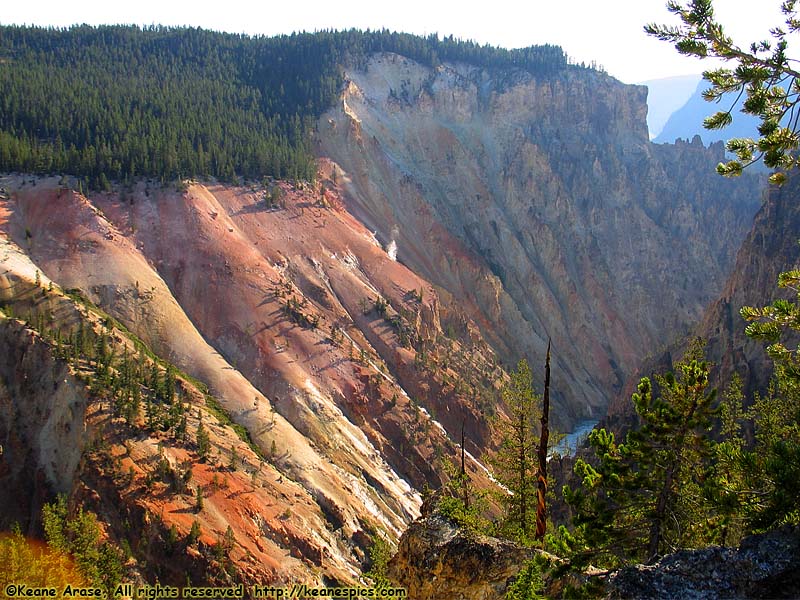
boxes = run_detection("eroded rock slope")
[318,53,764,427]
[0,174,502,583]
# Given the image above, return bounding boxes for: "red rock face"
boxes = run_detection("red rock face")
[0,173,502,583]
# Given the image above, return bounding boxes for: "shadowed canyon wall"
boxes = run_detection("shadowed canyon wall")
[318,53,764,427]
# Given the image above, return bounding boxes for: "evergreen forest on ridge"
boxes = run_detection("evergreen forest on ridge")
[0,25,568,186]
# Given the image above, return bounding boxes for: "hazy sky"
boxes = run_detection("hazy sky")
[2,0,788,83]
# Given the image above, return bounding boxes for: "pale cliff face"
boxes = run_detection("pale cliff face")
[318,53,763,427]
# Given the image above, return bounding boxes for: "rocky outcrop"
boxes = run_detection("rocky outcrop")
[0,314,87,531]
[389,513,800,600]
[607,526,800,599]
[318,53,764,428]
[387,514,535,600]
[697,173,800,399]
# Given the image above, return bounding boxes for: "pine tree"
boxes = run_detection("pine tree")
[0,523,86,590]
[223,525,235,551]
[195,486,204,512]
[196,420,210,460]
[704,375,749,546]
[491,359,541,543]
[41,496,123,596]
[631,352,717,561]
[565,343,717,566]
[737,272,800,529]
[646,0,800,184]
[228,445,239,471]
[188,520,201,545]
[175,412,188,440]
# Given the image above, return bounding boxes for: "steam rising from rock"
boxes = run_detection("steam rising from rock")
[387,225,399,261]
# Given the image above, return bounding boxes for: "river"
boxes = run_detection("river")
[550,418,599,457]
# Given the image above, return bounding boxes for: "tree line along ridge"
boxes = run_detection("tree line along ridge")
[0,25,570,188]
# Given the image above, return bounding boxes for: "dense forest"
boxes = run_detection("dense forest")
[0,25,570,187]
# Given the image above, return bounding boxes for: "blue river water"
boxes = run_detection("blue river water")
[550,418,599,457]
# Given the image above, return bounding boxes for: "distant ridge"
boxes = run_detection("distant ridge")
[640,74,702,139]
[654,78,761,145]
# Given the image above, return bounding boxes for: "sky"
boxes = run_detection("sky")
[2,0,789,83]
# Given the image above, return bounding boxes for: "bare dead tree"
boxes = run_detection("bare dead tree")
[535,339,551,540]
[461,417,469,510]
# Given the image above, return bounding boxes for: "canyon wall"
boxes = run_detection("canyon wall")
[697,174,800,397]
[317,53,764,428]
[605,173,800,427]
